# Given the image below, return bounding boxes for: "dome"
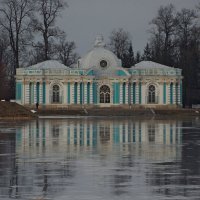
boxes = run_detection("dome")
[27,60,70,70]
[79,35,122,71]
[134,61,174,70]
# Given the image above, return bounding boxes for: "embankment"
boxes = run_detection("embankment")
[37,106,200,118]
[0,102,37,120]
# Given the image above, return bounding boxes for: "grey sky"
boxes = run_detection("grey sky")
[59,0,199,56]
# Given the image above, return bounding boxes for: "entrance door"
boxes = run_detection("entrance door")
[100,85,110,103]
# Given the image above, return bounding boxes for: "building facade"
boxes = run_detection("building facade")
[15,36,183,107]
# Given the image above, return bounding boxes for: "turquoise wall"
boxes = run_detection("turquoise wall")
[113,83,120,104]
[139,82,142,104]
[16,82,22,100]
[42,82,46,104]
[36,82,40,103]
[87,70,94,76]
[170,83,173,104]
[74,83,78,104]
[80,83,83,104]
[132,83,136,104]
[87,83,90,104]
[68,83,70,104]
[117,70,127,76]
[93,82,97,104]
[163,82,166,104]
[123,83,126,104]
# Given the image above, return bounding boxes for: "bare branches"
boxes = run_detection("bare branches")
[109,28,132,67]
[55,36,79,67]
[0,0,34,69]
[32,0,68,60]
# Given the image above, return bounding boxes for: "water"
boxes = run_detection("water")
[0,117,200,200]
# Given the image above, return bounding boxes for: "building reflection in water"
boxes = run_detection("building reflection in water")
[0,118,193,199]
[16,119,182,159]
[146,119,200,198]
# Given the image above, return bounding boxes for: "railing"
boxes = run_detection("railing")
[129,69,182,76]
[16,68,86,76]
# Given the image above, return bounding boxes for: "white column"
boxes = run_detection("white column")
[84,83,87,104]
[71,83,74,104]
[24,83,30,104]
[125,83,128,104]
[167,83,170,104]
[141,82,146,105]
[39,82,43,104]
[46,83,50,104]
[119,83,123,104]
[173,82,176,104]
[66,82,69,105]
[177,83,181,105]
[130,83,133,104]
[77,83,80,104]
[90,83,93,104]
[34,83,37,104]
[160,83,164,105]
[135,82,139,104]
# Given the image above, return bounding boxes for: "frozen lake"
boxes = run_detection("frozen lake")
[0,117,200,200]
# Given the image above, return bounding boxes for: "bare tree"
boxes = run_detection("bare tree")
[0,0,34,71]
[0,32,12,99]
[32,0,68,61]
[55,36,79,67]
[109,28,132,67]
[150,4,177,65]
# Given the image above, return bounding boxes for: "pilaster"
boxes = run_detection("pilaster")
[119,83,123,104]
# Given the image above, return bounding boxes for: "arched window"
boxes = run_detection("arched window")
[148,85,156,103]
[100,85,110,103]
[53,85,60,103]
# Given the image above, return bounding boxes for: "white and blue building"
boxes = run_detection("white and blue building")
[15,36,183,108]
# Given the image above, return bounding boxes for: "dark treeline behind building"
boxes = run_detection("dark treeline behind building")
[108,4,200,107]
[146,4,200,107]
[0,1,200,106]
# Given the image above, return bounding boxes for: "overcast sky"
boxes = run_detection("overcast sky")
[59,0,199,56]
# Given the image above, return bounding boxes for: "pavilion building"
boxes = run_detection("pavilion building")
[15,36,183,108]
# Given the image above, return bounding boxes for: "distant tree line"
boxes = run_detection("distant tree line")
[108,4,200,106]
[0,1,200,106]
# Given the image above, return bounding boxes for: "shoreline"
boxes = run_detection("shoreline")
[1,101,200,120]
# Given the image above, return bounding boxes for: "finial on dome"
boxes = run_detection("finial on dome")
[94,35,106,48]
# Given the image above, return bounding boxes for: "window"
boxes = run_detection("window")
[100,85,110,103]
[148,85,156,103]
[53,85,60,103]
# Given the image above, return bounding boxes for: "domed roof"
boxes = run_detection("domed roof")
[134,61,174,70]
[27,60,70,70]
[79,35,122,70]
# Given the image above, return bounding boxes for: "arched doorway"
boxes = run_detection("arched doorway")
[100,85,110,103]
[148,85,156,104]
[52,85,60,103]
